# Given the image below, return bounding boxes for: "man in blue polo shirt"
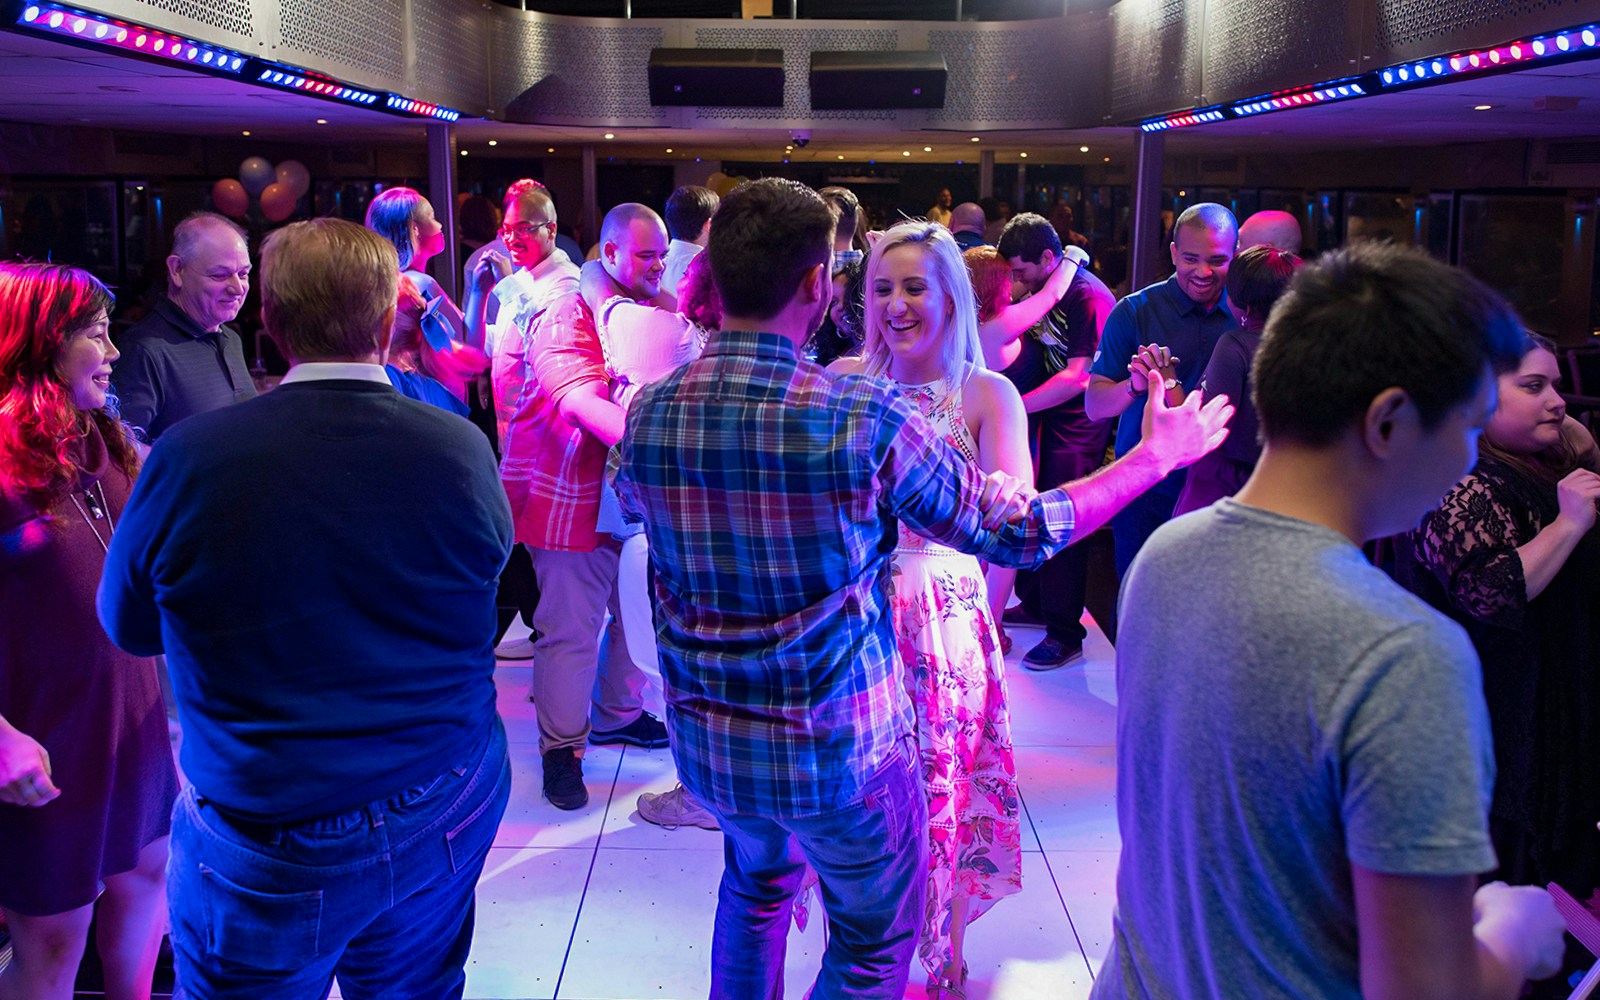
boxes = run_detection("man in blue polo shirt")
[1085,202,1238,575]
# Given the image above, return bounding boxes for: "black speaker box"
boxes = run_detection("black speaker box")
[809,51,947,110]
[648,48,785,107]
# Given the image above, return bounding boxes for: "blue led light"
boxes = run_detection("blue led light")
[1432,59,1445,73]
[1585,28,1597,46]
[1558,34,1571,50]
[1382,70,1394,84]
[1532,39,1545,55]
[22,5,39,21]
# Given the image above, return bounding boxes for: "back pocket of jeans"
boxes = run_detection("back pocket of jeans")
[444,755,510,874]
[201,864,323,969]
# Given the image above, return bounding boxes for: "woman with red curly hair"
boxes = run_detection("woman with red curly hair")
[0,262,178,1000]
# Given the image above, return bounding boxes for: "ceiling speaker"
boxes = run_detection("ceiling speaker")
[648,48,785,107]
[809,51,948,110]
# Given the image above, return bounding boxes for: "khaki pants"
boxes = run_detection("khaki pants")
[529,540,646,754]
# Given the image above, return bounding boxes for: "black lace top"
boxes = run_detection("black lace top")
[1393,454,1600,887]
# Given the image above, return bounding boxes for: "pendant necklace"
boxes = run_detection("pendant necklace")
[68,481,114,553]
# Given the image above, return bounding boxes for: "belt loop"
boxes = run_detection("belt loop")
[366,804,385,830]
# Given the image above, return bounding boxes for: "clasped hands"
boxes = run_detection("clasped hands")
[1127,342,1178,393]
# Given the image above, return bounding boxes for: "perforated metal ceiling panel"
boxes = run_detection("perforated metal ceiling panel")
[1203,0,1357,103]
[926,12,1108,127]
[413,0,492,114]
[277,0,404,85]
[1367,0,1600,64]
[495,18,670,123]
[1110,0,1204,121]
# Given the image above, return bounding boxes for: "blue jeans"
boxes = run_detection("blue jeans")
[168,718,511,1000]
[707,735,927,1000]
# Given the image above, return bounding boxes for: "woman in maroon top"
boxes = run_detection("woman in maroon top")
[0,262,178,1000]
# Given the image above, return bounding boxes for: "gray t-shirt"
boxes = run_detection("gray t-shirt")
[1092,499,1496,1000]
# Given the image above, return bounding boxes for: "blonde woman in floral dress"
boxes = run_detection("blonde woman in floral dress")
[831,221,1033,998]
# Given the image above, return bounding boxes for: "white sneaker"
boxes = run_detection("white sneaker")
[495,636,535,661]
[637,783,719,830]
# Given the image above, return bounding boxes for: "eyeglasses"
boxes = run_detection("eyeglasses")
[500,221,556,241]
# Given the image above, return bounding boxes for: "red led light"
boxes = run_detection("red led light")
[1450,56,1463,70]
[1489,49,1502,63]
[1468,52,1481,66]
[1509,44,1522,58]
[134,34,146,46]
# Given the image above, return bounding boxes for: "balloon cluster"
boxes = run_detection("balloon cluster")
[211,157,311,223]
[704,172,751,198]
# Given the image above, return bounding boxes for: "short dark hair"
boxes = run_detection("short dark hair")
[1225,245,1302,330]
[664,185,718,242]
[996,213,1061,265]
[819,186,859,244]
[1253,242,1524,447]
[1172,202,1237,244]
[709,179,834,321]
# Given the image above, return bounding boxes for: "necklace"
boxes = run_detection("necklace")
[68,481,115,553]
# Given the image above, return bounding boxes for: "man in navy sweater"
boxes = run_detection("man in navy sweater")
[99,218,514,1000]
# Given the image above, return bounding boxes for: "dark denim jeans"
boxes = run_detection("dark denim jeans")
[707,734,927,1000]
[167,717,511,1000]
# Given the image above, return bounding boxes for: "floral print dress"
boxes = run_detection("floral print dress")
[889,369,1024,977]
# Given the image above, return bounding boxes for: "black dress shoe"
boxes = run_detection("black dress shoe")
[542,747,588,810]
[1023,637,1085,671]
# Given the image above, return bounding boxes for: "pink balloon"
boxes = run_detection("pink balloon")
[275,159,311,199]
[212,178,249,218]
[260,182,297,223]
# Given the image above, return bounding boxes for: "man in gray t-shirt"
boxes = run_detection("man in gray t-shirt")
[1093,243,1567,1000]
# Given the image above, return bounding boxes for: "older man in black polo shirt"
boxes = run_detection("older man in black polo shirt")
[114,211,256,443]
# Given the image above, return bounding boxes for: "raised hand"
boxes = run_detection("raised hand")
[1555,467,1600,533]
[1140,377,1233,474]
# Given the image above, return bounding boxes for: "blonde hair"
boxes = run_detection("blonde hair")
[861,221,983,382]
[261,219,398,361]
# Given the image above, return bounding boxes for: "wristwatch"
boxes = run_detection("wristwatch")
[1163,376,1181,392]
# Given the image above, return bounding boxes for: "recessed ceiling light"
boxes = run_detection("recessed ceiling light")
[1079,145,1090,153]
[923,146,932,152]
[902,150,911,156]
[665,147,673,153]
[1019,152,1028,158]
[1103,156,1111,162]
[241,130,250,136]
[970,136,980,142]
[604,132,615,139]
[314,118,327,125]
[547,147,555,153]
[459,149,468,156]
[1474,104,1494,110]
[837,154,844,159]
[488,139,498,146]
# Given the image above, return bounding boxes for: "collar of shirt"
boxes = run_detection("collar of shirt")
[701,328,803,363]
[156,295,230,340]
[492,249,579,317]
[279,362,392,386]
[1161,274,1231,319]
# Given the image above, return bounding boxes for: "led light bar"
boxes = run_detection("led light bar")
[11,1,468,122]
[17,1,246,72]
[1378,22,1600,90]
[383,94,460,122]
[251,64,381,108]
[1137,17,1600,132]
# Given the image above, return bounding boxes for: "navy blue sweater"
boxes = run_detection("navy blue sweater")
[99,380,512,822]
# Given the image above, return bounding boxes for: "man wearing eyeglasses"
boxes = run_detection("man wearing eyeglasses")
[466,182,664,811]
[112,211,257,444]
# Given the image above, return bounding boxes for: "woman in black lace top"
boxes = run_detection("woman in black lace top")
[1396,332,1600,902]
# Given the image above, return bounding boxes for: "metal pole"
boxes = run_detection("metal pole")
[1129,130,1165,293]
[426,122,459,303]
[582,144,599,255]
[979,149,994,200]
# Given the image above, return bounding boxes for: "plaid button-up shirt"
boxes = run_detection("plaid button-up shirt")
[615,329,1078,818]
[499,287,608,552]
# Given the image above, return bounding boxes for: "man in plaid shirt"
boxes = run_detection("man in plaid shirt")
[615,179,1232,999]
